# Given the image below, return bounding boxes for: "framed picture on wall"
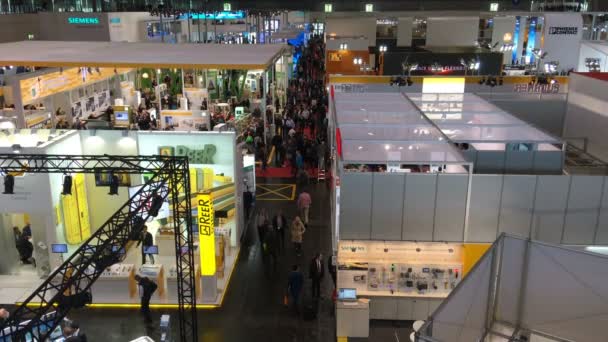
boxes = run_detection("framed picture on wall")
[94,172,131,187]
[158,146,175,156]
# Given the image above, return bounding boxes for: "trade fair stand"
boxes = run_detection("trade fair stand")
[0,41,290,140]
[0,128,242,308]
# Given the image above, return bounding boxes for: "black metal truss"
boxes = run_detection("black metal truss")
[0,154,197,342]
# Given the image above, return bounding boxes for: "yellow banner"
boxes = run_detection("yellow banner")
[197,192,216,276]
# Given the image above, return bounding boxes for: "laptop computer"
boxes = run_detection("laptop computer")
[338,288,357,302]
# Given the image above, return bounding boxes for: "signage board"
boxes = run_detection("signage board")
[181,11,246,21]
[513,83,560,94]
[548,26,578,35]
[198,192,216,276]
[68,17,100,25]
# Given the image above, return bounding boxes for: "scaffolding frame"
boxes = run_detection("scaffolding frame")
[0,154,197,342]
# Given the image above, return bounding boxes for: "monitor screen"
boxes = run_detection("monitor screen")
[111,245,125,254]
[114,111,129,121]
[143,245,159,255]
[51,244,68,254]
[338,288,357,301]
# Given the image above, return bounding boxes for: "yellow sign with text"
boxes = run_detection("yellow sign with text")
[198,192,216,276]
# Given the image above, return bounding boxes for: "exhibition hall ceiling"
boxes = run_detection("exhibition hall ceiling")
[0,41,285,69]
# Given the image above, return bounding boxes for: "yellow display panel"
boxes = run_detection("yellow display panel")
[203,168,214,190]
[61,174,91,244]
[198,192,216,276]
[462,243,492,276]
[189,168,198,193]
[74,174,91,239]
[422,77,466,94]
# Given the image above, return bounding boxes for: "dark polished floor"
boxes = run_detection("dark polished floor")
[66,177,336,342]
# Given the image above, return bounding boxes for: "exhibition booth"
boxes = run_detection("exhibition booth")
[417,234,608,342]
[0,40,289,137]
[0,128,242,307]
[329,78,608,339]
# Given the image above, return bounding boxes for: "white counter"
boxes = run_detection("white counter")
[337,300,369,338]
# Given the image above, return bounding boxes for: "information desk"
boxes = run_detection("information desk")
[90,264,136,303]
[336,299,370,338]
[137,264,165,300]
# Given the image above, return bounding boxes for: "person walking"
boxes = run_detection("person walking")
[309,253,325,299]
[297,190,312,226]
[263,227,279,274]
[135,274,158,323]
[272,210,287,253]
[257,209,269,245]
[287,265,304,315]
[291,216,306,257]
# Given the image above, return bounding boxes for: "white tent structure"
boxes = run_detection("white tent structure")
[416,234,608,342]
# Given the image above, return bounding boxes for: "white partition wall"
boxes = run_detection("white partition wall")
[425,17,479,47]
[326,17,377,46]
[397,17,413,47]
[418,235,608,342]
[564,72,608,161]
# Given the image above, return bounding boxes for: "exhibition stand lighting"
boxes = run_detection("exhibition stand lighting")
[499,43,514,52]
[585,58,601,72]
[379,45,387,53]
[353,57,363,65]
[544,61,559,74]
[340,43,348,50]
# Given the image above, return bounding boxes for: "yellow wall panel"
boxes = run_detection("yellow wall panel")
[462,243,492,276]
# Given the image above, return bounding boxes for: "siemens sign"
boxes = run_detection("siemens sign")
[67,17,100,25]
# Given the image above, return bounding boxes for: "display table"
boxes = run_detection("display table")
[91,264,136,303]
[359,295,443,321]
[336,299,370,338]
[137,264,165,300]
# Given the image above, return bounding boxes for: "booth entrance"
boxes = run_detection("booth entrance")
[0,214,39,292]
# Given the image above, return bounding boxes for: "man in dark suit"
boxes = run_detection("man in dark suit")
[137,225,155,264]
[309,253,324,299]
[62,320,87,342]
[135,274,158,323]
[272,210,287,253]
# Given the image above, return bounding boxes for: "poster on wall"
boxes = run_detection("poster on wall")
[97,90,110,110]
[71,101,83,119]
[94,172,131,186]
[161,110,210,131]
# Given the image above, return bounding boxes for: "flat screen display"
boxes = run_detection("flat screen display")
[51,244,68,254]
[338,288,357,301]
[114,111,129,121]
[143,245,159,255]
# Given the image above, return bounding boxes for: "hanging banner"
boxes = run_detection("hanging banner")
[198,192,216,276]
[542,13,583,72]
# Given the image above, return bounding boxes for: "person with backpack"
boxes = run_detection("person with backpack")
[135,274,158,323]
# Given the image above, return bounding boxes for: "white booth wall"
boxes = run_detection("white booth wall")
[396,17,413,47]
[80,130,139,229]
[338,172,608,245]
[326,17,377,46]
[491,16,517,65]
[563,73,608,161]
[425,17,479,47]
[577,41,608,72]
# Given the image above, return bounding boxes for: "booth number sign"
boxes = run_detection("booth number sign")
[198,192,216,276]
